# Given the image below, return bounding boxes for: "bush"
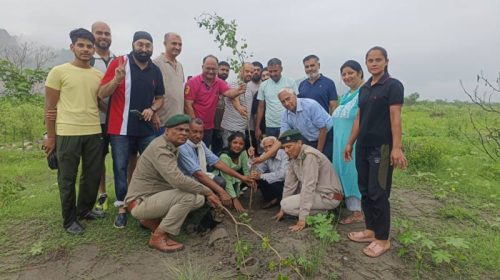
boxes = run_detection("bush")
[0,96,44,145]
[404,137,446,172]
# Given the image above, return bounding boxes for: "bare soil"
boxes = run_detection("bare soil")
[1,188,446,280]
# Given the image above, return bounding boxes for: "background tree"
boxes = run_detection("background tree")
[405,92,420,105]
[460,73,500,160]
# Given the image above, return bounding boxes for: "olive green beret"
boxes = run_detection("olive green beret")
[164,114,191,128]
[278,129,303,144]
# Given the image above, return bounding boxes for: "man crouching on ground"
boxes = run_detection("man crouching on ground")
[274,129,343,232]
[125,114,221,252]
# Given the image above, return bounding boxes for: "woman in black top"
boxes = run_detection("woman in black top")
[343,46,408,258]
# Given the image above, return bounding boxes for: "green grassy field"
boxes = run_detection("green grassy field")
[0,97,499,279]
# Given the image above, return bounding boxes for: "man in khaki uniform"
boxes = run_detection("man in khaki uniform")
[125,114,221,252]
[274,129,343,232]
[153,32,185,132]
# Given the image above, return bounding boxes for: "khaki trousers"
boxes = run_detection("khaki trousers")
[280,193,340,218]
[131,189,205,235]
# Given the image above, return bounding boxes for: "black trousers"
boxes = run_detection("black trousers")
[356,145,393,240]
[258,179,284,202]
[56,134,103,228]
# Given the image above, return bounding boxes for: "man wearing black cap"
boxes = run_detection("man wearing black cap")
[273,129,343,232]
[98,31,164,229]
[125,114,221,253]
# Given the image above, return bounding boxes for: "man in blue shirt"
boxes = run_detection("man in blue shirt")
[279,88,333,161]
[178,118,255,207]
[298,55,338,114]
[249,136,288,209]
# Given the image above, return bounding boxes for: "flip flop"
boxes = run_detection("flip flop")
[363,241,390,258]
[340,214,365,225]
[347,231,375,243]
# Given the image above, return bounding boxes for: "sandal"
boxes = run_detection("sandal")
[340,213,365,225]
[363,241,390,258]
[347,231,375,243]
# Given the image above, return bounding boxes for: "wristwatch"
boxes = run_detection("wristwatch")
[150,106,157,113]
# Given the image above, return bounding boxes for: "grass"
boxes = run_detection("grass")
[0,98,499,279]
[0,151,152,274]
[393,103,500,279]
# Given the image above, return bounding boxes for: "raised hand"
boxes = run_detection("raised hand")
[238,83,247,94]
[114,57,127,83]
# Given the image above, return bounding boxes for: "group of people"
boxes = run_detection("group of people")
[43,21,408,258]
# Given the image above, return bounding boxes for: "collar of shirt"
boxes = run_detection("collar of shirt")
[287,98,304,116]
[364,72,390,88]
[160,53,178,68]
[162,135,179,155]
[93,51,116,59]
[307,73,324,85]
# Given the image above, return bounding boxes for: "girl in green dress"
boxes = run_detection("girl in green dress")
[215,132,250,212]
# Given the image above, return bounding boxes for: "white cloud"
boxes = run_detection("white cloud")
[1,0,498,100]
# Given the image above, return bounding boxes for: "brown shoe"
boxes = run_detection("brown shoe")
[148,231,184,253]
[140,219,161,232]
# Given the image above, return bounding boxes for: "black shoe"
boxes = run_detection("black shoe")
[114,213,127,229]
[283,214,298,221]
[80,210,106,220]
[65,221,85,235]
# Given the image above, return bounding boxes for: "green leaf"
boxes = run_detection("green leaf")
[432,249,452,264]
[444,237,469,249]
[30,241,43,256]
[421,238,436,250]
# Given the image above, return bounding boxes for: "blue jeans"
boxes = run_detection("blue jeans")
[110,134,156,205]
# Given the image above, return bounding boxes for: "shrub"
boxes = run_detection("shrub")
[404,137,446,172]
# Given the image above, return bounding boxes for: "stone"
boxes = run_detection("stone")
[208,227,228,246]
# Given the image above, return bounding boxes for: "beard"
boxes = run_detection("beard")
[96,40,110,51]
[218,73,228,81]
[133,50,152,63]
[307,71,320,80]
[251,74,261,83]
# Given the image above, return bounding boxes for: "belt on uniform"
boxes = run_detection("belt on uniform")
[320,192,344,201]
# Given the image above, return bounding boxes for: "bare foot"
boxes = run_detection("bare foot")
[347,229,375,243]
[363,239,391,257]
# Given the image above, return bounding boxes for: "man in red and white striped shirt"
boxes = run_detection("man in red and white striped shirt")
[98,31,164,229]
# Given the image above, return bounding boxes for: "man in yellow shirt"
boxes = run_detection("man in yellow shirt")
[44,28,105,235]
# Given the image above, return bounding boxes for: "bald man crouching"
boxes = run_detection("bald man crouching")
[125,114,221,252]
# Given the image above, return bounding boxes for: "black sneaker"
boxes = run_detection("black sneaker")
[114,213,127,229]
[80,210,106,220]
[65,221,85,235]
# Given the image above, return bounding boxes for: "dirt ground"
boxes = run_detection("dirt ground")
[1,188,445,280]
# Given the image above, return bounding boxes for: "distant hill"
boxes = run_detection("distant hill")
[0,28,72,69]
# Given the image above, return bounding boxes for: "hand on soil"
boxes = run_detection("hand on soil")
[273,210,284,221]
[289,220,306,232]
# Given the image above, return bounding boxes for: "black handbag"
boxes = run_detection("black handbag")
[47,151,58,170]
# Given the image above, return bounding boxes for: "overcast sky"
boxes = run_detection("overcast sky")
[1,0,499,100]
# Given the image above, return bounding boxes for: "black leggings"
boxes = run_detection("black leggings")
[356,145,393,240]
